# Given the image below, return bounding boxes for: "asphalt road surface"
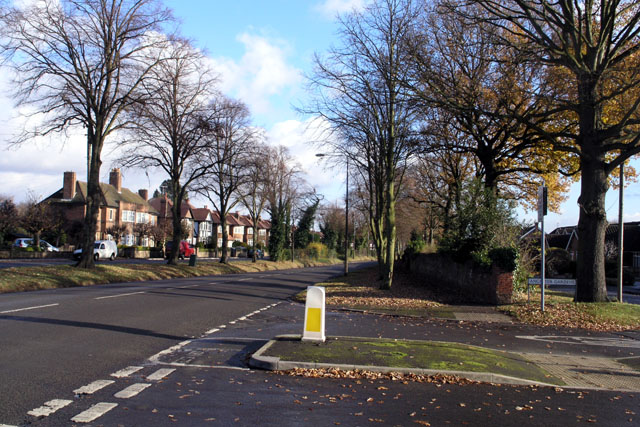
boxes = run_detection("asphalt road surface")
[0,262,358,426]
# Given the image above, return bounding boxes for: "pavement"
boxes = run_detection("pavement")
[246,303,640,393]
[146,301,640,393]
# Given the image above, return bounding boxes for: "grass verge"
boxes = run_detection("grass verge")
[264,336,564,385]
[500,290,640,331]
[0,259,340,294]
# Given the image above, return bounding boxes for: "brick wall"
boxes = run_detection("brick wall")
[404,253,513,305]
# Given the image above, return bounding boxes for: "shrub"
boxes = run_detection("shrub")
[545,248,573,276]
[304,242,329,260]
[404,230,425,258]
[488,247,518,272]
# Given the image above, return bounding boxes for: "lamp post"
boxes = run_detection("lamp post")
[316,153,349,276]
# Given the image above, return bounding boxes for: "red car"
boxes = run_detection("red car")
[165,240,195,260]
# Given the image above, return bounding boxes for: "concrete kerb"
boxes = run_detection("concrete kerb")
[249,334,558,389]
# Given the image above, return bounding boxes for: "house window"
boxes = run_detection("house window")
[149,216,156,225]
[122,210,135,223]
[124,234,135,246]
[217,225,222,233]
[108,209,114,221]
[136,212,149,224]
[258,229,266,236]
[217,238,223,247]
[233,226,243,235]
[247,228,253,235]
[248,239,253,246]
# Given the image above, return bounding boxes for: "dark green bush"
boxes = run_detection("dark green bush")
[488,247,517,272]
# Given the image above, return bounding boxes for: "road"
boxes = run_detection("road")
[0,263,355,426]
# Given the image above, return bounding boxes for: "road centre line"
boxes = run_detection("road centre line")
[27,399,72,417]
[95,291,145,300]
[0,303,59,314]
[70,402,118,423]
[74,380,114,395]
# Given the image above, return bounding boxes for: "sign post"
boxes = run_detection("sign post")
[302,286,326,342]
[538,185,548,312]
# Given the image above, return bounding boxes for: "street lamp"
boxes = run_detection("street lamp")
[316,153,349,276]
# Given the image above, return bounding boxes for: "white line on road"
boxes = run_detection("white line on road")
[114,383,151,399]
[111,366,143,378]
[205,328,220,334]
[27,399,72,417]
[70,402,118,423]
[0,303,59,314]
[178,284,199,288]
[146,368,176,381]
[95,291,145,300]
[237,278,250,281]
[148,340,192,364]
[74,380,115,395]
[0,424,18,427]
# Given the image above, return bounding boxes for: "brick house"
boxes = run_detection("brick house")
[210,211,270,249]
[45,169,159,245]
[148,196,195,244]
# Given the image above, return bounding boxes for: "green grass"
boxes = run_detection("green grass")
[0,258,342,294]
[264,336,564,385]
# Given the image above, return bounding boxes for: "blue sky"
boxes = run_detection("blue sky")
[0,0,638,230]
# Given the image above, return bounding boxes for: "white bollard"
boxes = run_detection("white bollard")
[302,286,326,342]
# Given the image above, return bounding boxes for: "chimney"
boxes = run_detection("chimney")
[63,171,76,199]
[138,189,148,201]
[109,168,122,193]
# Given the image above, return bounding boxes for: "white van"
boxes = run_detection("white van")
[73,240,118,261]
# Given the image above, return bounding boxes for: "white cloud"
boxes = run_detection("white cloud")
[267,116,345,203]
[208,33,302,116]
[315,0,367,18]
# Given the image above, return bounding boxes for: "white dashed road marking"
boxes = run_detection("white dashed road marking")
[114,383,151,399]
[74,380,114,395]
[95,291,145,300]
[146,368,176,381]
[27,399,72,417]
[0,303,59,314]
[111,366,143,378]
[70,402,118,423]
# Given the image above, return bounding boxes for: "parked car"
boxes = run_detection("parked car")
[73,240,118,261]
[13,238,60,252]
[165,241,195,260]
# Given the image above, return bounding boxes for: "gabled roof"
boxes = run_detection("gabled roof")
[148,196,193,219]
[46,181,158,214]
[191,208,212,222]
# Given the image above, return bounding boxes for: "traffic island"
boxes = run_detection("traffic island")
[250,335,565,387]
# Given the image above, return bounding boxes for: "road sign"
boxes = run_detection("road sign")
[537,186,547,222]
[528,278,576,286]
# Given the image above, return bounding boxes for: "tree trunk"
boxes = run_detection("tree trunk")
[574,72,608,302]
[575,157,609,302]
[77,137,102,268]
[167,202,182,265]
[221,217,228,263]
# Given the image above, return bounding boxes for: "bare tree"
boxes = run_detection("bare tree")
[195,97,255,263]
[239,143,270,262]
[106,224,128,245]
[19,195,59,250]
[118,39,219,265]
[304,0,420,289]
[453,0,640,302]
[0,0,173,268]
[263,145,305,262]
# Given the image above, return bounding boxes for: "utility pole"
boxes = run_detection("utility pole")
[618,163,624,303]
